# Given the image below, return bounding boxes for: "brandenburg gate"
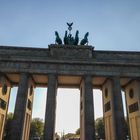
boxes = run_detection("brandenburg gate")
[0,44,140,140]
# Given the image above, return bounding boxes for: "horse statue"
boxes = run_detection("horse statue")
[80,32,89,45]
[64,30,68,45]
[55,31,62,44]
[74,30,79,45]
[68,34,75,45]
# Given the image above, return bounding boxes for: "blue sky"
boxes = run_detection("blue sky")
[1,0,140,134]
[0,0,140,50]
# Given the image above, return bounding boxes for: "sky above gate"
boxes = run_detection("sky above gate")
[1,0,140,135]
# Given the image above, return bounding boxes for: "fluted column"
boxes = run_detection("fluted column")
[10,73,34,140]
[44,74,57,140]
[80,75,95,140]
[111,77,126,139]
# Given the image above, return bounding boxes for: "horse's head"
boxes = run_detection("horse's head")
[85,32,89,38]
[55,31,59,37]
[75,30,79,36]
[64,30,67,36]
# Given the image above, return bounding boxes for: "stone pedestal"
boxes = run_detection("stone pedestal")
[49,44,93,59]
[44,74,57,140]
[0,74,11,140]
[102,77,126,140]
[80,75,95,140]
[10,73,34,140]
[124,80,140,140]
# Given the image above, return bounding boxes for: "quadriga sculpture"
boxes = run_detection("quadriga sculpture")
[55,23,89,46]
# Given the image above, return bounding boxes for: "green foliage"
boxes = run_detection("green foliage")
[3,114,129,140]
[29,118,44,139]
[64,128,80,139]
[7,112,13,120]
[75,128,80,135]
[64,133,76,139]
[95,117,105,139]
[55,132,60,139]
[4,115,44,140]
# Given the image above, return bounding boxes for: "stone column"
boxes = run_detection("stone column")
[0,74,11,140]
[80,75,95,140]
[111,77,126,140]
[102,77,126,140]
[10,73,34,140]
[44,74,57,140]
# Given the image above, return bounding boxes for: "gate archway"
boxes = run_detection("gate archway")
[0,45,140,140]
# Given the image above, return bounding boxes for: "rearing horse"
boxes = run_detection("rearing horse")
[80,32,89,45]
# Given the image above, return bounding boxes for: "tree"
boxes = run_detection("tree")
[75,128,80,135]
[64,133,76,139]
[95,117,105,139]
[29,118,44,139]
[4,114,44,140]
[55,132,60,140]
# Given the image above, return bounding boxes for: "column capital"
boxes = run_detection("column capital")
[82,74,93,79]
[20,72,30,77]
[80,75,93,86]
[48,73,58,76]
[110,76,120,80]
